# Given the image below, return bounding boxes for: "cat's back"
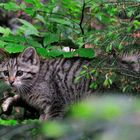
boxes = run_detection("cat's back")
[40,57,92,81]
[37,57,93,103]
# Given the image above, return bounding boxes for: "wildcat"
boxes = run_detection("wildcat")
[0,47,94,120]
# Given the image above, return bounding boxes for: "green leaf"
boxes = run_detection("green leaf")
[3,2,20,11]
[48,49,63,57]
[5,44,26,53]
[0,3,4,7]
[90,82,98,89]
[49,17,73,27]
[18,19,39,36]
[25,0,34,4]
[25,0,43,8]
[76,48,95,58]
[36,14,46,24]
[42,121,67,138]
[106,44,113,52]
[43,33,59,46]
[76,37,84,47]
[71,102,96,119]
[0,41,7,48]
[74,76,81,83]
[26,38,42,48]
[0,119,18,126]
[25,7,35,16]
[1,35,26,43]
[103,79,109,87]
[118,44,123,50]
[80,70,87,75]
[0,27,12,36]
[33,0,43,8]
[103,78,112,87]
[37,47,49,57]
[133,20,140,29]
[63,51,76,58]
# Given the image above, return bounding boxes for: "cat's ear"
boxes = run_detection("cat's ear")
[19,47,39,65]
[0,49,9,63]
[0,49,9,72]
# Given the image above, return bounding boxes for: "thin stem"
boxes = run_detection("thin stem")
[79,0,85,35]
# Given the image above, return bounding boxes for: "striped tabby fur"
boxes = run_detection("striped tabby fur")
[118,52,140,73]
[0,47,93,120]
[0,48,140,119]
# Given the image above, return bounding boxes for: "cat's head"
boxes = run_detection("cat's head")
[119,53,140,73]
[0,47,40,94]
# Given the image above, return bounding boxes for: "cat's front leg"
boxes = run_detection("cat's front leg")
[1,95,20,114]
[1,97,14,114]
[39,103,64,121]
[39,106,51,121]
[39,114,48,121]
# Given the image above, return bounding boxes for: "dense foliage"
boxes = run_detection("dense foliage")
[0,0,140,93]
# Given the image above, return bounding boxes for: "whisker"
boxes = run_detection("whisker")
[18,83,32,94]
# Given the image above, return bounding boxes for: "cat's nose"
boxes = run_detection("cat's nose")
[9,77,15,86]
[9,80,14,85]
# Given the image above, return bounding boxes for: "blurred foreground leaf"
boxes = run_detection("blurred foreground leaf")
[0,119,18,126]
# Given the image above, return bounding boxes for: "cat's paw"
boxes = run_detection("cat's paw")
[39,114,50,121]
[1,97,14,112]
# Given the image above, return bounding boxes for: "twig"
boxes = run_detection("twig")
[79,0,85,35]
[120,72,140,79]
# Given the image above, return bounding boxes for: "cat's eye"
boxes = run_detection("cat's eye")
[16,70,23,76]
[3,70,9,76]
